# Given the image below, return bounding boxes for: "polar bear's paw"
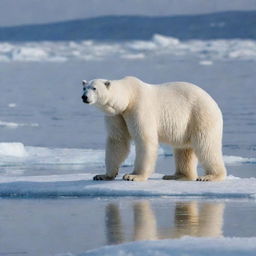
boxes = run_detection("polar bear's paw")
[123,174,148,181]
[93,174,115,181]
[162,174,195,181]
[196,174,225,182]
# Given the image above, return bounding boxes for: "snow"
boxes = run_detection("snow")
[79,237,256,256]
[0,173,255,198]
[0,35,255,62]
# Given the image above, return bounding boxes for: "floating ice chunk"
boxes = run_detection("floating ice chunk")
[228,49,256,59]
[0,121,20,128]
[153,34,180,47]
[224,155,256,165]
[0,120,39,128]
[12,47,48,61]
[0,143,28,157]
[8,103,16,108]
[126,41,157,51]
[121,53,145,59]
[199,60,213,65]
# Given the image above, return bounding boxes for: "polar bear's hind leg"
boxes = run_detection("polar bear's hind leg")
[163,148,198,181]
[194,136,227,182]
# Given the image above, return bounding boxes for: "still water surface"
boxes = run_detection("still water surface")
[0,198,255,255]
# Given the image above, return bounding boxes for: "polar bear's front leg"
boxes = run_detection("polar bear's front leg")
[93,136,130,181]
[123,140,158,181]
[93,115,131,181]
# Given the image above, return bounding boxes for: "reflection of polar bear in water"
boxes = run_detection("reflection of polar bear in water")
[81,76,227,181]
[105,201,224,243]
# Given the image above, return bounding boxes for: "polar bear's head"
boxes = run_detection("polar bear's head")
[81,78,131,115]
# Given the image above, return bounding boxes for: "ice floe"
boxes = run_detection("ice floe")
[0,173,255,198]
[0,35,256,62]
[79,237,256,256]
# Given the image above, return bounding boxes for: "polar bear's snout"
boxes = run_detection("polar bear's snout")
[81,94,90,104]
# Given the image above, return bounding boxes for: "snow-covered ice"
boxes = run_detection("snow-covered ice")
[0,172,255,198]
[79,237,256,256]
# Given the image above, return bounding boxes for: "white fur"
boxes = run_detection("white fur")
[82,76,227,182]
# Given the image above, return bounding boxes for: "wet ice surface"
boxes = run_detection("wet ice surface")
[0,42,255,255]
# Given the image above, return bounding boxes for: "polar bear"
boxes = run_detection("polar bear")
[81,76,227,182]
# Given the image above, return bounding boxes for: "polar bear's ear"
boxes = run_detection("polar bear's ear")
[82,80,88,86]
[104,81,111,88]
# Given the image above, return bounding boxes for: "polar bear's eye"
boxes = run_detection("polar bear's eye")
[92,87,96,91]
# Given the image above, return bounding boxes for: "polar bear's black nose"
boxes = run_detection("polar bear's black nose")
[81,95,89,104]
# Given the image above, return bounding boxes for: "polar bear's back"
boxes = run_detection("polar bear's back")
[157,81,214,103]
[149,81,223,144]
[156,81,222,118]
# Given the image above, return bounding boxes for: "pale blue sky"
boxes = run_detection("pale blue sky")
[0,0,256,27]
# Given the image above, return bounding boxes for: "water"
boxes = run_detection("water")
[0,35,255,255]
[0,198,255,256]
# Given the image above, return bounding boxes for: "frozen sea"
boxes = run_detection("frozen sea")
[0,35,255,255]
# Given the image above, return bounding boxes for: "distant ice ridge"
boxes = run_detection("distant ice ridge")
[77,237,256,256]
[0,34,256,62]
[0,143,255,167]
